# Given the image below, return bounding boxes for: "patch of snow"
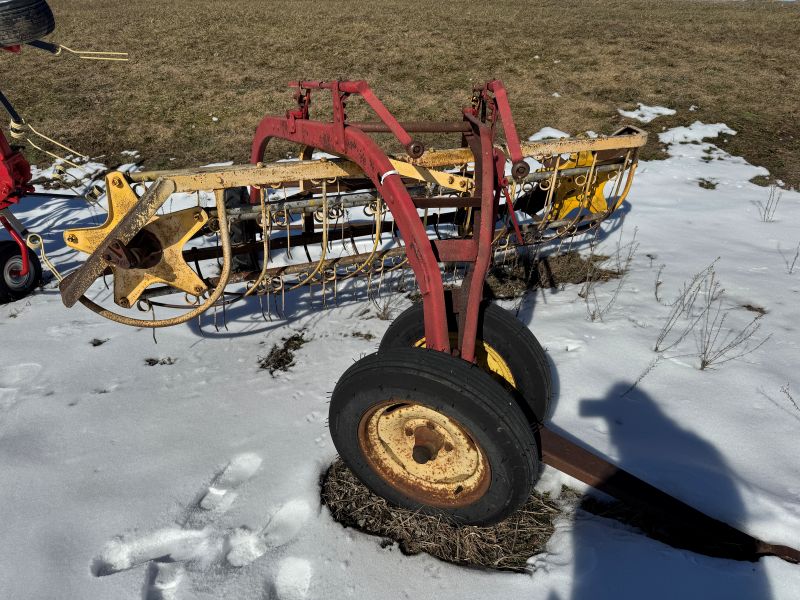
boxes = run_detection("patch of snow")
[273,557,312,600]
[529,127,570,141]
[226,528,268,567]
[618,103,677,123]
[117,162,140,174]
[658,121,737,144]
[585,130,599,139]
[263,499,314,548]
[551,92,561,98]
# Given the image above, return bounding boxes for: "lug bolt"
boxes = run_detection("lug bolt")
[66,234,78,243]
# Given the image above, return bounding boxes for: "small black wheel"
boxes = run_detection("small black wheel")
[0,240,42,302]
[0,0,55,46]
[329,347,539,525]
[379,302,551,423]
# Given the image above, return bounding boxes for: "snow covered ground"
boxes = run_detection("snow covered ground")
[1,120,799,599]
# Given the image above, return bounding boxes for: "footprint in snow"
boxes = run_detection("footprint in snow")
[143,561,184,600]
[267,557,313,600]
[200,452,263,512]
[45,320,98,338]
[92,452,314,599]
[0,362,42,412]
[91,528,213,576]
[226,498,314,567]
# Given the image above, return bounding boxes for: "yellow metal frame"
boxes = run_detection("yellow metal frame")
[59,126,645,318]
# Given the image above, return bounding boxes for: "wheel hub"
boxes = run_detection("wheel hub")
[358,401,490,507]
[4,256,33,291]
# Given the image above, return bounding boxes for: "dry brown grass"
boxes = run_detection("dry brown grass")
[321,459,563,571]
[487,251,618,299]
[3,1,799,187]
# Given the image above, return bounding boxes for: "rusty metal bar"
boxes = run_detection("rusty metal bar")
[404,127,647,168]
[183,220,390,262]
[220,245,406,282]
[522,161,623,184]
[538,426,800,563]
[350,121,471,133]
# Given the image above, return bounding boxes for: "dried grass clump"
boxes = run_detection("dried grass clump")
[487,251,617,299]
[258,333,306,375]
[321,459,563,571]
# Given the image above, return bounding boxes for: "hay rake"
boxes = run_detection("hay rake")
[10,74,798,562]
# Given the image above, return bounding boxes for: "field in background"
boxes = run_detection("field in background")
[3,0,799,187]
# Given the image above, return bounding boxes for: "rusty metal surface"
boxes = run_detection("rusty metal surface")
[351,121,472,133]
[402,127,647,169]
[130,159,364,193]
[101,230,162,270]
[128,134,643,197]
[357,400,491,508]
[538,426,800,563]
[111,207,208,307]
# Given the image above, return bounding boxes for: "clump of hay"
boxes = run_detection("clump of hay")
[258,333,306,375]
[321,459,564,571]
[487,251,618,299]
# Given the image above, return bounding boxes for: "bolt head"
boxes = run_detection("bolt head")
[118,297,130,308]
[112,177,124,188]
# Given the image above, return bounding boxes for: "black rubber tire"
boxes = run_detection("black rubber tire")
[329,348,539,525]
[0,0,55,46]
[379,302,552,423]
[0,240,42,302]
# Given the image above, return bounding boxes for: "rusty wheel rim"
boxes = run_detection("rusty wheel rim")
[358,400,491,508]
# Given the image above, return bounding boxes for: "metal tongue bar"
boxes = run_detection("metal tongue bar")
[538,425,800,564]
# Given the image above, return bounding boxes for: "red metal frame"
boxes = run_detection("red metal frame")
[249,80,525,362]
[0,128,33,276]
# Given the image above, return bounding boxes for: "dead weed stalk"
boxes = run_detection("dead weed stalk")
[581,227,639,322]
